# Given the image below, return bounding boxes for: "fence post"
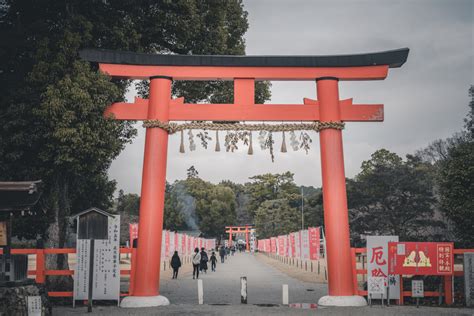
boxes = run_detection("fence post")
[129,248,137,295]
[444,275,453,305]
[351,248,358,295]
[35,249,45,284]
[399,275,404,305]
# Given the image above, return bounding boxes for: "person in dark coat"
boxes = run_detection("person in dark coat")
[210,251,217,272]
[170,251,181,279]
[200,247,208,273]
[219,246,225,263]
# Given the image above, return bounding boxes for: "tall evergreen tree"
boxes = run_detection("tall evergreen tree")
[347,149,445,246]
[437,86,474,247]
[0,0,264,289]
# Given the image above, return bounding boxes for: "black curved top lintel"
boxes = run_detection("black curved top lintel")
[79,48,409,68]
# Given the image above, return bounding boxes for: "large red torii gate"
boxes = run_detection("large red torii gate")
[81,48,409,307]
[225,225,253,251]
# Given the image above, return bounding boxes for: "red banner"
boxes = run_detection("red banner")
[182,234,187,255]
[266,239,271,253]
[174,233,179,254]
[129,223,139,246]
[388,242,454,275]
[271,237,277,253]
[289,233,296,258]
[281,236,287,256]
[165,230,170,256]
[308,227,320,260]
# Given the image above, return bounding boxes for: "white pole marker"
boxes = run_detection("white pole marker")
[282,284,289,305]
[198,279,203,305]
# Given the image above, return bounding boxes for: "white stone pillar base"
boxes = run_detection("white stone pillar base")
[120,295,170,308]
[318,295,367,307]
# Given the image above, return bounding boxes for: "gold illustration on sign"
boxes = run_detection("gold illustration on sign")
[403,250,431,267]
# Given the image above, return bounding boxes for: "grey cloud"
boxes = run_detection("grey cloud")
[108,0,473,194]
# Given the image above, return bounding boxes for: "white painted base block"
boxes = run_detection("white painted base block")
[317,295,367,307]
[120,295,170,308]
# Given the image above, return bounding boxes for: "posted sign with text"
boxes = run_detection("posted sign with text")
[74,215,120,301]
[367,236,400,299]
[388,242,453,275]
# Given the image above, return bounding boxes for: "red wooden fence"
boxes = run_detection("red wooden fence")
[0,247,135,297]
[1,246,471,303]
[351,247,474,305]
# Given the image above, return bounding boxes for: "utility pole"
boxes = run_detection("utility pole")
[301,187,304,230]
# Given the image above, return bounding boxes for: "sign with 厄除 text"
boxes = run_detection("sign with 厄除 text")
[388,242,453,275]
[367,236,400,299]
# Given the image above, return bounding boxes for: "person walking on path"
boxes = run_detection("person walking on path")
[170,251,181,279]
[219,246,225,263]
[210,251,217,272]
[200,247,208,274]
[192,247,201,279]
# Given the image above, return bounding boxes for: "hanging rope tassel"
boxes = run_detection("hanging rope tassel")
[281,131,287,153]
[215,130,221,152]
[179,130,185,153]
[248,132,254,155]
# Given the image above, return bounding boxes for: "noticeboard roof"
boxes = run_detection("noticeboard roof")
[72,207,115,219]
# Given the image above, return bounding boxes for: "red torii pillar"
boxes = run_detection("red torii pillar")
[80,48,408,308]
[317,78,354,298]
[132,77,171,299]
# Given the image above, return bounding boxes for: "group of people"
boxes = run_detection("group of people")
[170,247,218,280]
[170,244,244,280]
[191,247,218,279]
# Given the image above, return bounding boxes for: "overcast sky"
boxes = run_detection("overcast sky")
[109,0,473,195]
